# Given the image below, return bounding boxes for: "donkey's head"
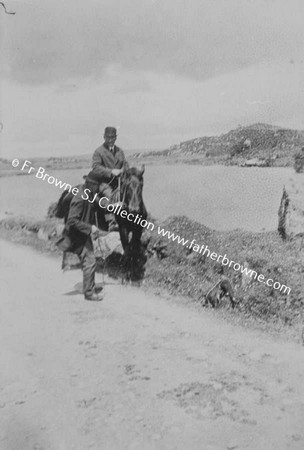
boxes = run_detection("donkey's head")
[122,165,145,214]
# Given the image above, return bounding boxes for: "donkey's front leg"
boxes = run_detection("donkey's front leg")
[130,228,143,255]
[118,225,129,252]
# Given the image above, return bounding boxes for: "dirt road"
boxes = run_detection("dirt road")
[1,240,304,450]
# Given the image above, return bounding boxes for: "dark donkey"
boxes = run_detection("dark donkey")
[115,165,147,280]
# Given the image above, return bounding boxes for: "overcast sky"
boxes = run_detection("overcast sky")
[1,0,304,157]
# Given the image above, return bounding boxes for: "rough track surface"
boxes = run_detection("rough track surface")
[1,240,304,450]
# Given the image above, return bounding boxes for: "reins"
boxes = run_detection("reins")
[111,172,127,206]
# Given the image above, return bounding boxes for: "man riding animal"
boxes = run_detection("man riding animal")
[91,126,129,231]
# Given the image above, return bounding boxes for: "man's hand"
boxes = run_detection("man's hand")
[113,201,123,208]
[111,168,122,177]
[91,225,99,238]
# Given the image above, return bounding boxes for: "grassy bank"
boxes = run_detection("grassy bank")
[1,214,303,329]
[144,217,304,323]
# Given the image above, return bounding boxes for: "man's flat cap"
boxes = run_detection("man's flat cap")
[104,126,117,136]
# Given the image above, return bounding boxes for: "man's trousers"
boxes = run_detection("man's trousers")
[79,237,96,297]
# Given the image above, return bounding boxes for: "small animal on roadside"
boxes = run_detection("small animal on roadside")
[203,278,236,309]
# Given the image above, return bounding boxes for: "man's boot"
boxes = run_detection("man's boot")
[85,291,103,301]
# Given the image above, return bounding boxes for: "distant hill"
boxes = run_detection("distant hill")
[135,123,304,166]
[1,124,304,176]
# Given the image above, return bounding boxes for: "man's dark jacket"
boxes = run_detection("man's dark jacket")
[92,143,128,187]
[65,186,95,254]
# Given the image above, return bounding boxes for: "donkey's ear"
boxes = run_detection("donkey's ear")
[139,164,145,176]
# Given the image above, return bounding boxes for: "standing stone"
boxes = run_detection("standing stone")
[278,177,304,239]
[294,147,304,173]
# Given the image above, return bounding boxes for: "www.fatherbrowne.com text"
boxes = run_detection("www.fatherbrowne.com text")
[156,227,291,295]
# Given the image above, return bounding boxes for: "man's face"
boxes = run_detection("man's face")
[104,133,117,148]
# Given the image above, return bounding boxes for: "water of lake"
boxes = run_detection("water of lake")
[0,164,295,232]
